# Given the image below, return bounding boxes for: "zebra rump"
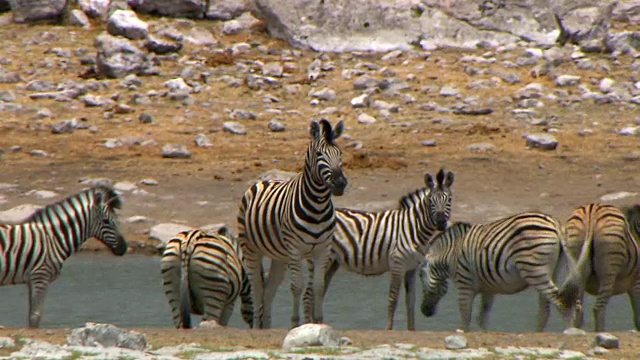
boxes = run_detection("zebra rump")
[161,228,253,329]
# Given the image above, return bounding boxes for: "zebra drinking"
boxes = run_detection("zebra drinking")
[419,212,580,332]
[564,203,640,331]
[303,169,454,330]
[161,228,253,329]
[237,119,347,329]
[0,185,127,328]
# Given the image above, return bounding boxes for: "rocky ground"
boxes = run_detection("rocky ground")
[0,9,639,360]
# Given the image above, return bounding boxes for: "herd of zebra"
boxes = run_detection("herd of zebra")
[1,118,639,333]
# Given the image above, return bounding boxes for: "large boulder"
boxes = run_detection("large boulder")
[249,0,621,52]
[106,9,149,40]
[10,0,66,23]
[67,323,147,351]
[94,32,149,78]
[281,324,343,351]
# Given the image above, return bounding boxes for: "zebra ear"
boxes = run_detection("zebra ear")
[444,171,454,188]
[310,120,321,140]
[425,173,435,189]
[436,168,445,187]
[331,120,344,141]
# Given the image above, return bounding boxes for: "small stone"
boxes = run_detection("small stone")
[618,126,639,136]
[51,120,76,134]
[262,62,284,77]
[600,191,638,202]
[126,215,154,224]
[563,327,587,336]
[421,140,437,147]
[139,113,153,124]
[467,143,495,152]
[32,190,58,199]
[140,178,159,186]
[0,90,16,102]
[309,87,336,101]
[599,78,615,93]
[194,134,213,148]
[351,93,370,108]
[445,335,468,350]
[357,113,376,124]
[555,75,581,87]
[104,139,123,149]
[525,133,558,150]
[229,109,257,120]
[268,119,285,132]
[381,50,402,61]
[594,333,619,349]
[353,75,379,90]
[106,10,148,40]
[589,346,609,355]
[223,121,247,135]
[114,181,138,192]
[161,144,191,159]
[439,85,459,97]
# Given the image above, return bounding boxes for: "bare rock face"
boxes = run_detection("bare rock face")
[10,0,66,23]
[250,0,422,52]
[207,0,247,20]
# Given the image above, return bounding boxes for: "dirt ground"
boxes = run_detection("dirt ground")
[0,17,639,358]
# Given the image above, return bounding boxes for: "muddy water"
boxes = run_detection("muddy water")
[0,253,634,332]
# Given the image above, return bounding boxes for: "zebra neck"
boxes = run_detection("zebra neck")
[37,208,91,258]
[299,169,333,208]
[410,206,437,245]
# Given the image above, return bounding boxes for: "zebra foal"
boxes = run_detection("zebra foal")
[0,185,127,328]
[303,169,454,330]
[419,213,580,332]
[161,228,253,329]
[563,203,640,331]
[237,119,347,329]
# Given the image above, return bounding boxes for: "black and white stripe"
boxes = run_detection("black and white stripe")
[419,213,580,332]
[237,119,347,329]
[303,169,454,330]
[161,228,253,329]
[565,203,640,331]
[0,185,127,328]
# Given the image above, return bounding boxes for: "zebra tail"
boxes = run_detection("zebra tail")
[559,225,592,309]
[179,247,193,329]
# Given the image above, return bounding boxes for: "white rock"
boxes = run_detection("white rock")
[78,0,109,18]
[106,10,148,40]
[600,191,638,202]
[9,340,72,359]
[161,144,191,159]
[357,113,377,124]
[281,323,340,351]
[599,78,615,93]
[139,178,158,186]
[69,9,91,28]
[67,323,146,351]
[0,336,15,348]
[80,177,114,187]
[618,126,639,136]
[444,335,468,350]
[149,223,195,248]
[164,78,192,93]
[31,190,58,199]
[0,204,43,223]
[525,133,558,151]
[351,93,370,108]
[113,181,138,192]
[125,215,154,224]
[555,75,581,87]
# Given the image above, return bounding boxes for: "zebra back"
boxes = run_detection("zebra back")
[24,185,126,256]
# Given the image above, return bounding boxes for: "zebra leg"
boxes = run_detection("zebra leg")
[243,251,266,328]
[456,286,476,332]
[628,277,640,330]
[27,276,52,328]
[404,268,417,331]
[301,259,315,324]
[288,261,304,328]
[477,293,494,331]
[536,293,551,332]
[386,268,404,330]
[593,279,617,332]
[310,246,331,325]
[218,302,235,327]
[263,260,287,329]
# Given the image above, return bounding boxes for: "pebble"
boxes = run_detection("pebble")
[268,119,285,132]
[357,113,377,124]
[309,87,336,101]
[554,75,581,87]
[223,121,247,135]
[161,144,191,159]
[525,133,558,151]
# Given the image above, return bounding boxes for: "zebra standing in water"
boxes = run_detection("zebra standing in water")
[303,169,454,330]
[419,212,580,332]
[237,119,347,329]
[161,228,253,329]
[0,185,127,328]
[563,203,640,331]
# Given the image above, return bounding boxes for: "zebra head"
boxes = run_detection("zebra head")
[623,204,640,240]
[425,169,454,231]
[418,257,449,317]
[308,119,347,196]
[91,186,127,256]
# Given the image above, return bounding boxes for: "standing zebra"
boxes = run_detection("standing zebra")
[237,119,347,329]
[161,228,253,329]
[0,185,127,328]
[563,203,640,331]
[303,169,454,330]
[419,212,580,332]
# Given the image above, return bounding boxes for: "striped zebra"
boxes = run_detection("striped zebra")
[563,203,640,331]
[419,213,580,332]
[0,185,127,328]
[161,228,253,329]
[237,119,347,329]
[303,169,454,330]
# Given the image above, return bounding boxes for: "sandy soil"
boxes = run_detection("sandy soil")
[0,16,639,359]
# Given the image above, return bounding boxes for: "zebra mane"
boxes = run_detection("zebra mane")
[26,186,121,222]
[399,187,430,209]
[428,221,472,247]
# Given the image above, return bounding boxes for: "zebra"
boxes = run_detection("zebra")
[0,185,127,328]
[237,119,347,329]
[161,228,253,329]
[563,203,640,331]
[302,169,454,330]
[419,213,581,332]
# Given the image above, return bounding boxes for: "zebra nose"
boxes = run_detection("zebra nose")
[436,217,448,231]
[331,172,347,196]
